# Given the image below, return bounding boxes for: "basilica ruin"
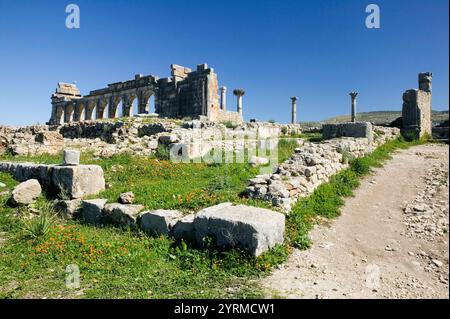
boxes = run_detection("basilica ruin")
[48,63,243,125]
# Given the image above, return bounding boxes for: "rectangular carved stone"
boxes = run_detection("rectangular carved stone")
[0,162,105,199]
[322,122,373,140]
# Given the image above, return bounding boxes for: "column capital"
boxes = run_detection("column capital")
[349,91,358,98]
[290,96,298,102]
[233,88,245,97]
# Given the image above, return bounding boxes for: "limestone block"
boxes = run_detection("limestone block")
[172,214,196,241]
[63,149,80,166]
[194,203,285,257]
[103,203,145,228]
[158,134,179,144]
[54,198,82,219]
[138,209,183,236]
[80,199,107,225]
[119,191,135,204]
[249,156,269,167]
[51,165,105,199]
[322,122,373,140]
[10,179,42,206]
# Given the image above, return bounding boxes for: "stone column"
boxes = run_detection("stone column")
[290,96,297,124]
[121,94,135,118]
[96,97,107,120]
[349,92,358,122]
[220,86,227,111]
[233,88,245,116]
[138,90,151,114]
[85,100,96,121]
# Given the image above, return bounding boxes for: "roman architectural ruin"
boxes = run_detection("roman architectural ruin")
[291,97,297,124]
[349,91,358,122]
[402,72,432,137]
[48,64,243,125]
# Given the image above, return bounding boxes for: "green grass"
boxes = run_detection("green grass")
[0,140,301,298]
[0,135,426,299]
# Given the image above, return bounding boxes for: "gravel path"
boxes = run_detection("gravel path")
[262,144,449,299]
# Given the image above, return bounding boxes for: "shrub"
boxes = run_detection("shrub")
[22,202,57,239]
[223,121,237,129]
[154,144,170,160]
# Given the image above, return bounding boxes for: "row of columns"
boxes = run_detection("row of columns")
[219,86,245,117]
[54,90,155,124]
[288,92,359,124]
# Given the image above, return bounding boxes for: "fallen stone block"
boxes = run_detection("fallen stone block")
[51,165,105,199]
[158,134,179,144]
[54,198,82,219]
[138,209,183,236]
[0,162,105,199]
[80,199,107,225]
[119,191,135,204]
[10,179,42,206]
[103,203,145,228]
[194,202,285,256]
[172,214,196,242]
[249,156,269,167]
[63,149,80,166]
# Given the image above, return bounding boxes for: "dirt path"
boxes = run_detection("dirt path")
[262,144,449,299]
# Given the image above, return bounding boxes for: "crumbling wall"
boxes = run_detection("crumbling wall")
[0,125,64,156]
[246,126,400,211]
[0,119,286,158]
[402,72,432,138]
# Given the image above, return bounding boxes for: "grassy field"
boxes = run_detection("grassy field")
[0,140,298,299]
[0,136,425,299]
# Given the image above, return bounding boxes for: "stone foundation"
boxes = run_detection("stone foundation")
[322,122,373,140]
[0,119,292,159]
[0,162,105,199]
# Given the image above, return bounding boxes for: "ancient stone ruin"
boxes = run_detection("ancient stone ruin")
[49,63,243,125]
[402,72,433,138]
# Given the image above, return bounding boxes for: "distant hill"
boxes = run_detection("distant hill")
[301,110,449,127]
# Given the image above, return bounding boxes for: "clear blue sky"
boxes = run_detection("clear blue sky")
[0,0,448,126]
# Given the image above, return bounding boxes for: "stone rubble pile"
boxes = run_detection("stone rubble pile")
[402,162,449,241]
[246,126,400,211]
[0,125,64,156]
[1,119,298,159]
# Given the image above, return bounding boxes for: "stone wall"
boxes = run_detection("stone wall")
[0,162,105,199]
[322,122,373,140]
[246,126,400,211]
[0,119,291,158]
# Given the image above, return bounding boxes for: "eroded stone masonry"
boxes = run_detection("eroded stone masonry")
[402,72,433,138]
[49,63,242,125]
